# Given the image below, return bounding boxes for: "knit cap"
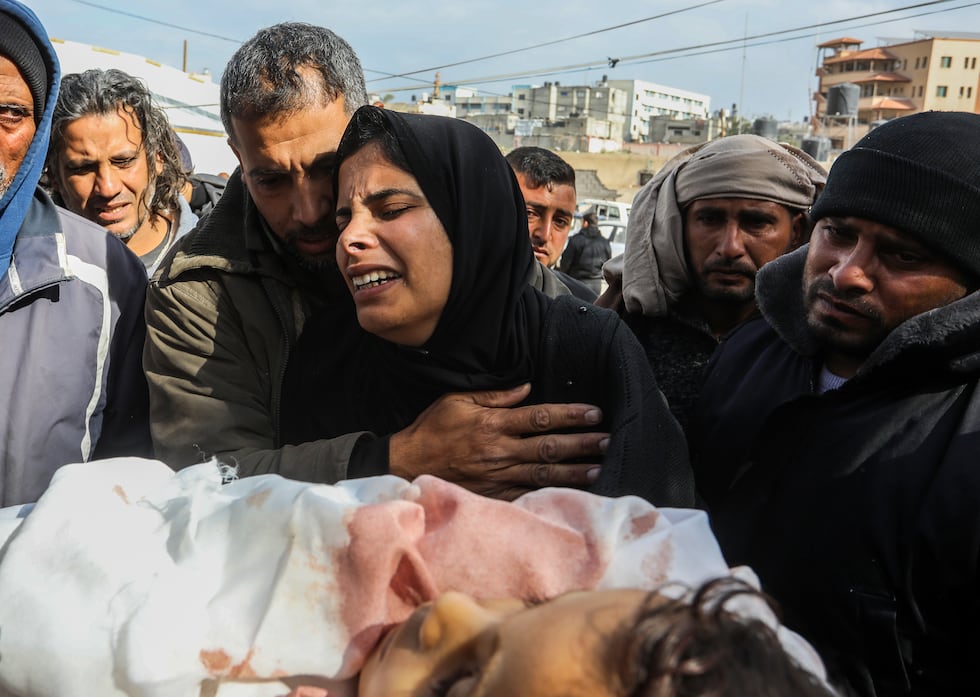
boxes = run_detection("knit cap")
[810,111,980,279]
[0,10,47,123]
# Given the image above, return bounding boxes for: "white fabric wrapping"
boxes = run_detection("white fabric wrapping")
[0,458,827,697]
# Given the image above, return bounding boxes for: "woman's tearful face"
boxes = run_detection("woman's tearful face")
[335,142,453,347]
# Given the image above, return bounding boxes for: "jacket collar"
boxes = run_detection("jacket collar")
[0,189,70,311]
[160,170,293,284]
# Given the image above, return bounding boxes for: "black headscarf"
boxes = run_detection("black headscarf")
[280,106,548,440]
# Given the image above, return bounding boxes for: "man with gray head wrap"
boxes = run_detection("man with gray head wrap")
[598,134,826,432]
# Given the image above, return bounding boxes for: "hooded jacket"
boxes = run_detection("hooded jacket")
[0,0,151,505]
[560,222,611,283]
[693,246,980,696]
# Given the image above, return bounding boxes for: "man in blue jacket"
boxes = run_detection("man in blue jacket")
[0,0,151,505]
[693,111,980,696]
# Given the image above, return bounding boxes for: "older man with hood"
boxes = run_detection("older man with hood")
[598,135,826,432]
[0,0,150,505]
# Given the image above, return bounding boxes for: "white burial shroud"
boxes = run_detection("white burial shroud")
[0,458,827,697]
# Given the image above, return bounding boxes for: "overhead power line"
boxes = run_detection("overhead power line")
[625,1,980,69]
[368,0,726,84]
[417,0,980,118]
[380,0,968,93]
[69,0,243,43]
[66,0,724,83]
[67,0,970,99]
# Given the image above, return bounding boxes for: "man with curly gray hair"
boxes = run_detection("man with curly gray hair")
[46,68,196,274]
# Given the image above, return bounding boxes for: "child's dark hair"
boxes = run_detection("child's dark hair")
[606,578,835,697]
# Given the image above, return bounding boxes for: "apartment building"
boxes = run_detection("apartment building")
[815,32,980,123]
[607,79,711,142]
[452,77,708,144]
[510,81,631,124]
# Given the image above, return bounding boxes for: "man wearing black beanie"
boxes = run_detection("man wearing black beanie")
[690,111,980,697]
[0,0,152,506]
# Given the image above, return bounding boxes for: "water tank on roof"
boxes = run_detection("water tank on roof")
[752,117,779,140]
[826,83,860,117]
[801,135,831,162]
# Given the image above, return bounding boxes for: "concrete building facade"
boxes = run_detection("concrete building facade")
[608,79,711,142]
[452,77,708,144]
[815,33,980,125]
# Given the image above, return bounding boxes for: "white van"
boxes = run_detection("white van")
[576,199,632,225]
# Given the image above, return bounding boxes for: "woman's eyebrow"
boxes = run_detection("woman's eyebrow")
[362,187,425,205]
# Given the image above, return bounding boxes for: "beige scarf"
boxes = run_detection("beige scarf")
[599,135,827,317]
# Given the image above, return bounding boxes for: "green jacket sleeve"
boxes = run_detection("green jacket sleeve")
[143,270,373,483]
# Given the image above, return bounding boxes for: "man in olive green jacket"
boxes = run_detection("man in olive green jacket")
[144,22,606,500]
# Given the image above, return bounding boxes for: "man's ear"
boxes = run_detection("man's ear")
[789,211,810,250]
[46,165,60,196]
[227,138,245,183]
[45,161,66,203]
[153,147,165,177]
[228,138,241,166]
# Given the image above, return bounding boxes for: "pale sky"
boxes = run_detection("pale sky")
[26,0,980,122]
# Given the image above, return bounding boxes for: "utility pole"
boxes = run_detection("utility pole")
[182,39,188,73]
[737,14,747,134]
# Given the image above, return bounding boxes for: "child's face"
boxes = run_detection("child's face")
[358,588,652,697]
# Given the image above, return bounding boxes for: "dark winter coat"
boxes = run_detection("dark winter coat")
[692,246,980,696]
[560,225,611,281]
[623,300,720,435]
[280,107,694,507]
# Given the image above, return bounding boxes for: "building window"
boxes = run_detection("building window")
[914,57,920,69]
[518,94,526,100]
[974,57,978,69]
[966,56,971,69]
[940,56,952,68]
[918,85,924,97]
[970,86,974,98]
[937,85,948,97]
[960,86,965,97]
[903,59,907,70]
